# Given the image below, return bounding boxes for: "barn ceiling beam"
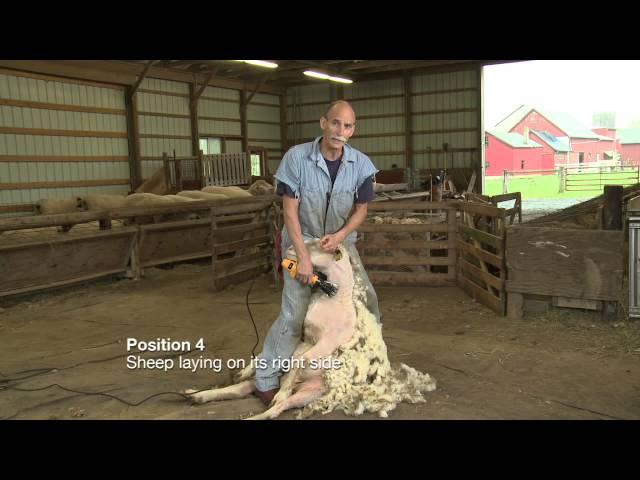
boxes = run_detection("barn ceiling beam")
[340,60,412,71]
[194,68,217,100]
[246,71,273,105]
[130,60,154,96]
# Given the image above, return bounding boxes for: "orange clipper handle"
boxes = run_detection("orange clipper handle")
[281,258,297,278]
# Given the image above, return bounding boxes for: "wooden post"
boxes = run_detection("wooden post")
[507,292,524,319]
[602,185,623,321]
[240,90,248,154]
[403,73,413,173]
[447,208,457,281]
[128,228,142,280]
[211,208,218,291]
[124,86,141,191]
[279,92,288,159]
[175,157,182,191]
[603,185,623,230]
[503,170,509,194]
[189,83,200,157]
[558,167,565,193]
[162,152,171,192]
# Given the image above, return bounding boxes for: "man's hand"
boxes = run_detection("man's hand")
[320,232,345,253]
[295,255,315,285]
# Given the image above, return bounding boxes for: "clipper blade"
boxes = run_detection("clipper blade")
[317,280,339,297]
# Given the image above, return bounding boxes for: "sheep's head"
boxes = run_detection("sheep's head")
[248,179,275,196]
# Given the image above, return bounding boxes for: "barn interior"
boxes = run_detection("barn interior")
[0,60,638,420]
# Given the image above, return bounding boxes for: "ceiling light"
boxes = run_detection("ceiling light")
[233,60,278,69]
[328,75,353,84]
[303,70,331,80]
[303,70,353,84]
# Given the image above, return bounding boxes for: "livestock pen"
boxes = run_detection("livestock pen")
[1,197,637,420]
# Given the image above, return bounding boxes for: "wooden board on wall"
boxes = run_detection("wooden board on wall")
[0,229,136,296]
[506,225,624,301]
[138,220,213,267]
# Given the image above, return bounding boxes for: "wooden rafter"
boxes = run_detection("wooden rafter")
[246,71,273,105]
[194,68,217,100]
[131,60,154,95]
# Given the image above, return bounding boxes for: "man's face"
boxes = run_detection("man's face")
[320,104,356,150]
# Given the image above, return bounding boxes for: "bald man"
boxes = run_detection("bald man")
[253,100,381,405]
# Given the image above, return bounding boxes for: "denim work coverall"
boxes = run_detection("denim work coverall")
[255,137,381,391]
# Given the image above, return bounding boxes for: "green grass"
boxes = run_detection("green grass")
[484,174,634,199]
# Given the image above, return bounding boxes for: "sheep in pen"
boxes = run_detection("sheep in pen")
[185,239,436,419]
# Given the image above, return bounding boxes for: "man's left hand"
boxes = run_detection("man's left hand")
[320,232,345,252]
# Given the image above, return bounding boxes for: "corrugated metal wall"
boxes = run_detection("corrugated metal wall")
[198,85,241,154]
[343,78,405,171]
[0,64,483,215]
[411,68,480,170]
[287,84,333,147]
[137,77,192,179]
[247,92,283,174]
[0,69,130,214]
[285,65,481,174]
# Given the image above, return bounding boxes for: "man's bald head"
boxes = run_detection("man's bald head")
[323,100,356,121]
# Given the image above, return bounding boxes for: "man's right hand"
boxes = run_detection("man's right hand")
[295,256,315,285]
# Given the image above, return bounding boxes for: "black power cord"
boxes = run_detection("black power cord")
[0,279,264,417]
[245,277,260,359]
[3,383,204,406]
[0,348,212,416]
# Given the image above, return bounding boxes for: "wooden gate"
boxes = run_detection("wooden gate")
[202,153,252,186]
[211,196,279,290]
[358,201,458,286]
[457,202,507,315]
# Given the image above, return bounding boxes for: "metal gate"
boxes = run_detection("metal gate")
[565,165,640,192]
[629,213,640,319]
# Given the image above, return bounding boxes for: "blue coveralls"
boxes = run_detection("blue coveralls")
[255,136,381,392]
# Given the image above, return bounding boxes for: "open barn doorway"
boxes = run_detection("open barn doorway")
[483,60,640,222]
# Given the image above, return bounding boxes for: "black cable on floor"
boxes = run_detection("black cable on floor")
[3,383,207,406]
[245,277,260,358]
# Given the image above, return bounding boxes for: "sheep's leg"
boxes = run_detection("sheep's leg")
[275,340,334,390]
[233,364,256,383]
[185,380,256,404]
[269,367,299,406]
[246,376,325,420]
[297,340,341,381]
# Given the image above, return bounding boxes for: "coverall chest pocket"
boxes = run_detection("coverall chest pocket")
[298,187,325,234]
[330,189,355,220]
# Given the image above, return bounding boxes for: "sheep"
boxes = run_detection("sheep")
[35,197,84,232]
[176,190,228,201]
[201,185,252,198]
[247,179,275,196]
[125,193,175,207]
[163,195,202,203]
[184,239,436,419]
[121,193,176,225]
[159,195,207,221]
[35,197,83,215]
[81,194,127,211]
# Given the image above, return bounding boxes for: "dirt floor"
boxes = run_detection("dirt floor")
[1,261,639,420]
